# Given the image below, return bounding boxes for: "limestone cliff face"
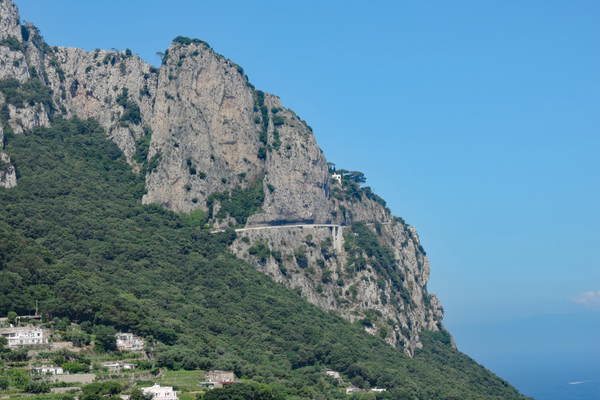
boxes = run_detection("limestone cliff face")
[0,0,450,355]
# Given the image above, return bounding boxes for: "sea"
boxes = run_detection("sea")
[448,312,600,400]
[478,352,600,400]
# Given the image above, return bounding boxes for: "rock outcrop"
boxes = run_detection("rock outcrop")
[0,0,450,356]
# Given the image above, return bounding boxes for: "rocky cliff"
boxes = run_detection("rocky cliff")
[0,0,449,356]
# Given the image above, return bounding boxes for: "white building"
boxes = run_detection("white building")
[32,365,63,375]
[332,173,342,184]
[370,388,387,392]
[325,369,341,379]
[102,363,123,372]
[141,384,178,400]
[0,328,48,347]
[205,370,235,383]
[346,385,360,394]
[101,362,137,372]
[115,333,144,351]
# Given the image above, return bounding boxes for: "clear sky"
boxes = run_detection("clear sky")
[15,0,600,395]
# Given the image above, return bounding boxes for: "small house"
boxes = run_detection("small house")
[115,333,144,351]
[332,173,342,184]
[325,369,341,380]
[141,384,178,400]
[102,363,122,372]
[346,385,360,394]
[32,365,63,375]
[205,370,235,383]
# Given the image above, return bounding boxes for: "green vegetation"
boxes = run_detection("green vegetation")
[248,241,271,262]
[329,168,388,212]
[0,78,53,110]
[0,35,24,53]
[132,126,152,164]
[272,115,284,126]
[0,111,526,398]
[132,127,160,175]
[254,91,269,147]
[116,89,141,125]
[172,36,210,49]
[344,223,412,308]
[206,177,265,225]
[20,25,30,42]
[257,147,267,160]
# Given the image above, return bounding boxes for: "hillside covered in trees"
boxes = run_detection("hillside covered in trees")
[0,117,529,399]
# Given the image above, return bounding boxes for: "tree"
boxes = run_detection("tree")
[94,325,117,353]
[347,171,366,184]
[7,311,17,325]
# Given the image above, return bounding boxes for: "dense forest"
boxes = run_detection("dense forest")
[0,117,528,399]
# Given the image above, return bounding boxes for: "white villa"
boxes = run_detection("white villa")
[346,385,360,394]
[102,362,137,372]
[204,370,235,383]
[32,365,63,375]
[0,328,48,348]
[332,173,342,184]
[115,333,144,351]
[325,369,341,379]
[141,384,178,400]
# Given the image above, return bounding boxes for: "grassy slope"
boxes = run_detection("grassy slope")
[0,118,528,400]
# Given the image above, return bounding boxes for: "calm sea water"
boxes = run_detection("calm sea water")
[483,353,600,400]
[448,312,600,400]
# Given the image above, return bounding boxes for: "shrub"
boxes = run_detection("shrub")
[0,78,54,110]
[116,89,141,125]
[85,65,92,73]
[267,184,275,193]
[189,167,196,175]
[192,198,198,203]
[206,177,265,225]
[257,147,267,160]
[199,171,206,179]
[271,251,282,263]
[248,242,270,262]
[221,178,227,184]
[24,381,49,394]
[294,246,308,269]
[21,25,30,42]
[272,129,281,150]
[0,35,24,52]
[321,270,333,284]
[272,115,284,126]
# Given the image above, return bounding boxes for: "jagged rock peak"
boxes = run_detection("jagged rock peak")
[0,0,22,43]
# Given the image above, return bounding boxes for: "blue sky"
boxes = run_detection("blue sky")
[16,0,600,394]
